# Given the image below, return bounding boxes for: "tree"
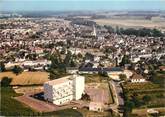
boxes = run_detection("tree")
[150,71,164,87]
[143,95,151,103]
[119,74,127,81]
[104,25,114,33]
[49,54,65,80]
[132,96,142,107]
[50,54,60,69]
[49,69,61,80]
[152,28,163,37]
[63,50,72,67]
[120,55,131,67]
[81,93,91,101]
[70,59,76,67]
[66,40,72,47]
[125,101,135,112]
[0,62,5,72]
[60,47,66,54]
[84,52,94,61]
[1,77,12,87]
[98,71,108,77]
[77,53,83,59]
[12,65,23,75]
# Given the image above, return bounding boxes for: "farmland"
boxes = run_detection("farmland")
[0,72,49,85]
[93,19,165,29]
[122,82,165,116]
[132,107,165,117]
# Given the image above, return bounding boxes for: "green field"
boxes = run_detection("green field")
[1,87,38,116]
[81,73,108,83]
[0,87,83,116]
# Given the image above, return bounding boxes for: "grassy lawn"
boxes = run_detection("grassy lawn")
[1,87,39,116]
[78,108,112,117]
[81,73,108,83]
[0,87,83,117]
[132,107,165,117]
[0,72,49,85]
[42,109,83,117]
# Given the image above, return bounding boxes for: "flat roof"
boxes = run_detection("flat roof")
[79,67,123,72]
[45,75,74,86]
[44,75,83,86]
[89,102,103,107]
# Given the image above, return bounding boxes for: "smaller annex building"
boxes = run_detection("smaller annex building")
[89,102,104,112]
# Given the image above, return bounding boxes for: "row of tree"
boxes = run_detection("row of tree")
[104,25,164,37]
[124,94,151,114]
[0,62,23,75]
[48,50,77,80]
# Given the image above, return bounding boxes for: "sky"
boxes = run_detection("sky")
[0,0,165,12]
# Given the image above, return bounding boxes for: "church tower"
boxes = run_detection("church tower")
[92,25,97,37]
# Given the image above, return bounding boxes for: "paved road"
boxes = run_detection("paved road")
[112,81,124,106]
[109,80,124,116]
[15,92,87,112]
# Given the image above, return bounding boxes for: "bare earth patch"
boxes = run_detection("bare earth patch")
[14,93,57,112]
[85,83,112,104]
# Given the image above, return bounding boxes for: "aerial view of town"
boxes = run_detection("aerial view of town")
[0,0,165,117]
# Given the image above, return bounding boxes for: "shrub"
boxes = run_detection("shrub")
[81,93,91,101]
[142,95,151,103]
[12,65,23,75]
[0,77,12,87]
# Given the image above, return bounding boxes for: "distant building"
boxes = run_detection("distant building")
[79,67,122,74]
[66,67,79,74]
[107,67,124,81]
[79,67,128,80]
[131,73,146,83]
[159,66,165,71]
[92,25,97,37]
[44,75,85,105]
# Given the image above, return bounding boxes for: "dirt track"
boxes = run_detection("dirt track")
[15,93,57,112]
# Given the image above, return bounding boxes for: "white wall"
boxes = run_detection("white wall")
[73,75,85,100]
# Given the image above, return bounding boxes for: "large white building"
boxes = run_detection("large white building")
[44,75,85,105]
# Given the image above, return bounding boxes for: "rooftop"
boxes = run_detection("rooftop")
[131,73,144,80]
[89,102,103,107]
[44,75,74,86]
[79,67,123,72]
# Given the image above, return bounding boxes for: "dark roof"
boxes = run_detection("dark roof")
[132,73,144,80]
[79,67,123,72]
[79,67,101,72]
[66,67,78,70]
[103,67,123,72]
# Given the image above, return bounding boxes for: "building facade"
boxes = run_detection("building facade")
[44,75,85,105]
[89,102,104,112]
